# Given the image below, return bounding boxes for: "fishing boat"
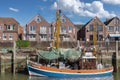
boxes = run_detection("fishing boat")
[27,9,113,77]
[27,56,113,77]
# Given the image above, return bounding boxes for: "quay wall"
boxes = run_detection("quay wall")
[0,53,36,73]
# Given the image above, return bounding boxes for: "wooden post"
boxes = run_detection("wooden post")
[1,56,5,73]
[12,41,16,74]
[116,40,118,72]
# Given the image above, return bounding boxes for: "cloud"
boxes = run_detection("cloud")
[9,7,19,12]
[52,0,116,18]
[102,0,120,5]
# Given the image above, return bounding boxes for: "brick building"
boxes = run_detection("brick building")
[26,14,50,42]
[104,17,120,37]
[26,14,78,43]
[78,17,107,41]
[0,17,23,42]
[51,15,77,42]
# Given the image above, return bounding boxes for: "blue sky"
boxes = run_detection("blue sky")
[0,0,120,26]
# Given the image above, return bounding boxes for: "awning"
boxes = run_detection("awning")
[109,34,120,38]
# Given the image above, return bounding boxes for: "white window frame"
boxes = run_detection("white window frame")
[29,35,36,41]
[9,33,13,40]
[89,25,93,31]
[108,26,114,31]
[35,17,41,23]
[63,36,69,41]
[6,25,14,30]
[61,17,66,23]
[40,26,46,34]
[40,34,47,41]
[29,26,36,33]
[68,26,72,33]
[60,26,66,34]
[3,33,7,40]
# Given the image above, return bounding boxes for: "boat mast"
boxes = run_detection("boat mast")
[93,17,97,56]
[55,10,61,49]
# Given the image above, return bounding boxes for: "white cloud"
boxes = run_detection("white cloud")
[102,0,120,5]
[52,0,116,18]
[9,7,19,12]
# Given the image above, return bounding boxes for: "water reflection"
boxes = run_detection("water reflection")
[29,75,113,80]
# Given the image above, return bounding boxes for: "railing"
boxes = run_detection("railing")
[29,38,36,41]
[40,31,47,34]
[63,38,70,41]
[29,31,36,34]
[41,38,47,41]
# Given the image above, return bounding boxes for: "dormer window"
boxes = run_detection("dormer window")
[36,17,41,23]
[6,25,14,30]
[61,17,66,23]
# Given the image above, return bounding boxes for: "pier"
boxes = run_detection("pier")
[0,41,120,73]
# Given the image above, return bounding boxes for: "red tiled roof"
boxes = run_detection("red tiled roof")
[0,17,19,24]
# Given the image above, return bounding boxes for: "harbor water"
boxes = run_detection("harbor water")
[0,72,119,80]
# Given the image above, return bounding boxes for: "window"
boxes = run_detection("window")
[9,33,13,40]
[108,26,114,31]
[60,26,66,34]
[40,34,47,41]
[40,26,46,34]
[114,18,119,25]
[89,25,93,31]
[97,35,103,41]
[69,26,72,32]
[63,36,69,41]
[3,33,7,40]
[36,17,41,23]
[89,35,93,41]
[97,24,103,31]
[6,25,14,30]
[30,26,36,32]
[114,26,119,32]
[30,35,35,38]
[29,35,36,41]
[61,17,66,23]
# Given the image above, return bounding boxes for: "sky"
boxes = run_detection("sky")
[0,0,120,26]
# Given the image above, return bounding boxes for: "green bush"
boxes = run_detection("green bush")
[16,40,30,47]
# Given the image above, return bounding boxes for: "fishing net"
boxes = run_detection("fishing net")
[37,48,81,61]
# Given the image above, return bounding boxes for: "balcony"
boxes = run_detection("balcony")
[29,31,37,34]
[63,38,70,41]
[40,30,47,34]
[3,30,17,33]
[60,32,67,36]
[29,38,36,41]
[41,38,47,41]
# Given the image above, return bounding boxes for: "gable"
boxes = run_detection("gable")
[60,15,74,26]
[27,14,49,25]
[85,17,105,30]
